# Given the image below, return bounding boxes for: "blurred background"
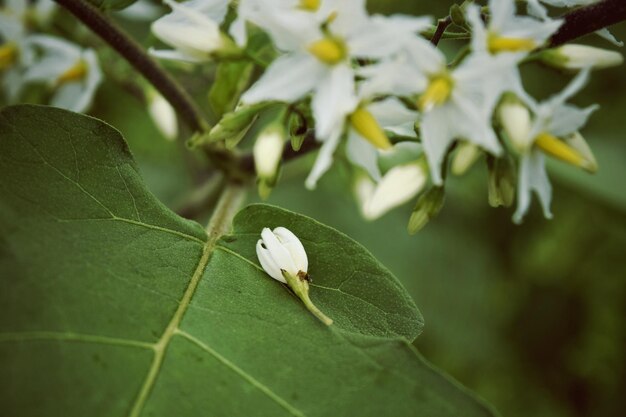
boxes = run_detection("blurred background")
[6,0,626,416]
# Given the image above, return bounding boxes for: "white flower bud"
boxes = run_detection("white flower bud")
[256,227,308,284]
[256,227,332,325]
[363,161,428,221]
[498,98,533,152]
[253,129,284,181]
[148,92,178,141]
[542,44,623,70]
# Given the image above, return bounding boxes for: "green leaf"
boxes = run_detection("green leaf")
[208,61,254,118]
[0,105,495,417]
[86,0,137,11]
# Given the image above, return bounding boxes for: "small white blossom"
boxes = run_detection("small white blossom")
[150,0,232,62]
[256,227,308,284]
[511,69,598,223]
[469,0,562,56]
[22,35,102,112]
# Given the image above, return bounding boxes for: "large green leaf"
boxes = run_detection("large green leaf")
[0,105,495,417]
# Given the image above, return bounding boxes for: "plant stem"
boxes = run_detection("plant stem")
[430,16,452,46]
[53,0,208,133]
[549,0,626,47]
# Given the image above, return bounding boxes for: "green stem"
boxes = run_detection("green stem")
[52,0,208,133]
[300,291,333,326]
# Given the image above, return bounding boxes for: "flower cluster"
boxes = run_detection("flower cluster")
[0,0,102,112]
[150,0,621,225]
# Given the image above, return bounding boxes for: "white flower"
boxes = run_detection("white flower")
[147,90,178,140]
[241,0,430,189]
[22,35,102,112]
[150,0,233,62]
[469,0,562,55]
[511,69,598,223]
[0,0,35,102]
[256,227,308,284]
[415,51,521,184]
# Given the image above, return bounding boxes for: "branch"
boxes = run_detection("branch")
[53,0,207,133]
[430,16,452,46]
[549,0,626,47]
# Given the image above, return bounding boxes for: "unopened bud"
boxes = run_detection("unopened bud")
[451,142,481,175]
[363,160,428,221]
[147,90,178,141]
[564,131,598,173]
[254,126,285,199]
[498,95,532,152]
[407,186,445,235]
[449,4,465,27]
[487,156,516,208]
[540,44,623,70]
[288,112,308,151]
[207,103,266,144]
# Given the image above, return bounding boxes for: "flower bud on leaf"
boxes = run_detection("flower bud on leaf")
[540,45,623,70]
[487,156,516,208]
[256,227,333,326]
[407,186,445,235]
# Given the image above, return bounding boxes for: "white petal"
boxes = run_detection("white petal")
[420,107,454,185]
[368,98,418,135]
[149,93,179,140]
[363,162,427,220]
[273,227,308,273]
[311,64,357,139]
[242,53,322,104]
[548,103,598,136]
[256,240,286,283]
[260,227,297,277]
[549,68,590,107]
[513,150,552,224]
[595,28,623,47]
[305,127,342,189]
[346,131,381,181]
[148,48,204,63]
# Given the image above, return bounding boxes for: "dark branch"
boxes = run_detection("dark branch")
[430,16,452,46]
[53,0,207,133]
[549,0,626,47]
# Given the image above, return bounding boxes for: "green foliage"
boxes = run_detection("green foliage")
[87,0,137,11]
[208,61,254,118]
[0,105,495,417]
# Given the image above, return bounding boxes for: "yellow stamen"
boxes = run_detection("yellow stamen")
[534,132,595,172]
[56,60,87,85]
[308,37,346,65]
[0,43,18,71]
[299,0,320,11]
[417,76,453,111]
[349,107,392,150]
[488,35,536,54]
